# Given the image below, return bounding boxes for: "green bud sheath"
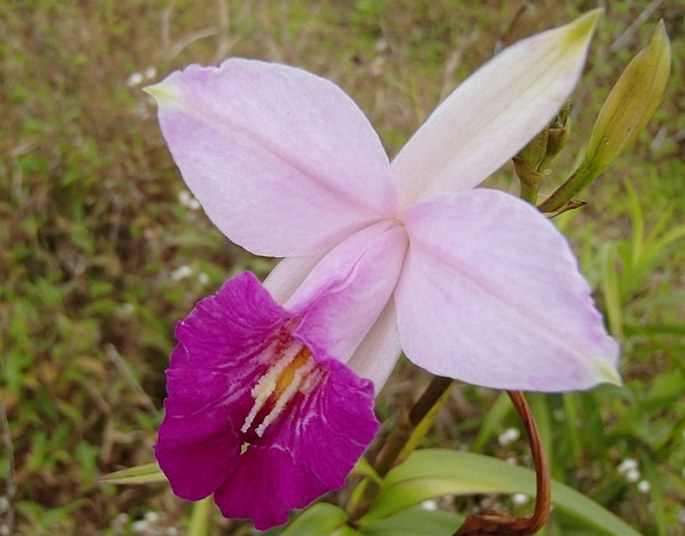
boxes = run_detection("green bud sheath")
[585,20,671,171]
[539,22,671,213]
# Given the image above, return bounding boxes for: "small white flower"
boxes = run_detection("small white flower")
[198,272,210,285]
[121,303,135,314]
[512,493,529,506]
[171,265,193,281]
[420,499,438,511]
[145,66,157,80]
[131,520,148,533]
[178,189,202,211]
[617,458,638,475]
[144,511,160,523]
[498,427,521,446]
[625,468,641,483]
[637,480,651,494]
[127,72,144,87]
[178,190,192,205]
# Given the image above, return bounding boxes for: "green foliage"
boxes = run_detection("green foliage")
[100,463,166,485]
[1,0,683,534]
[358,508,463,536]
[362,450,641,535]
[278,504,351,535]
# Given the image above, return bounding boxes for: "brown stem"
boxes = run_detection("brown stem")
[347,376,453,521]
[409,376,454,428]
[375,375,454,477]
[453,390,551,535]
[508,390,551,532]
[537,160,599,213]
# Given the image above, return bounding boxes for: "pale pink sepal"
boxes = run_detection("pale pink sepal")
[263,254,326,304]
[392,11,600,206]
[395,189,620,391]
[265,233,404,392]
[286,220,408,364]
[147,59,397,257]
[347,300,402,393]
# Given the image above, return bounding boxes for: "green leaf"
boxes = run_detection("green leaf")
[470,392,511,453]
[586,21,671,172]
[360,507,463,536]
[562,392,583,463]
[280,503,350,535]
[640,369,685,411]
[332,527,364,536]
[99,462,167,485]
[642,456,667,536]
[600,242,624,340]
[352,456,385,488]
[361,449,641,536]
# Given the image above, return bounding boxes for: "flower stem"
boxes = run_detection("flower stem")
[453,390,551,535]
[519,181,541,205]
[347,376,453,521]
[537,160,599,213]
[188,497,212,536]
[512,157,542,205]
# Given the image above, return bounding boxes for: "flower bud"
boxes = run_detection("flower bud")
[514,104,571,203]
[585,21,671,172]
[541,102,571,168]
[538,23,670,213]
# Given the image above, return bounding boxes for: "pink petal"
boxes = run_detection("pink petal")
[347,300,402,393]
[157,347,244,501]
[148,59,397,257]
[392,11,599,206]
[214,358,377,530]
[285,219,408,364]
[156,273,289,500]
[155,272,378,530]
[395,189,620,391]
[263,253,326,303]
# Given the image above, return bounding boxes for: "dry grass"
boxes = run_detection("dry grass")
[1,0,683,534]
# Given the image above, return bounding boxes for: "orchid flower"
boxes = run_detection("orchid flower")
[147,11,620,530]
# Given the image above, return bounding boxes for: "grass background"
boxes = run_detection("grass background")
[1,0,684,534]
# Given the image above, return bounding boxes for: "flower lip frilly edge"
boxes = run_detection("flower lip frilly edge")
[148,9,620,530]
[154,272,379,530]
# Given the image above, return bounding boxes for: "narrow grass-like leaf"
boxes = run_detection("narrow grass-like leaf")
[626,181,645,270]
[332,527,364,536]
[359,507,463,536]
[99,462,166,485]
[527,393,552,468]
[280,503,349,535]
[470,392,511,453]
[642,455,667,536]
[641,369,685,411]
[360,449,641,536]
[563,392,582,463]
[600,243,623,340]
[352,457,385,488]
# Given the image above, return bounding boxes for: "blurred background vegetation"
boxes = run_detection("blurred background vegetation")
[1,0,683,534]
